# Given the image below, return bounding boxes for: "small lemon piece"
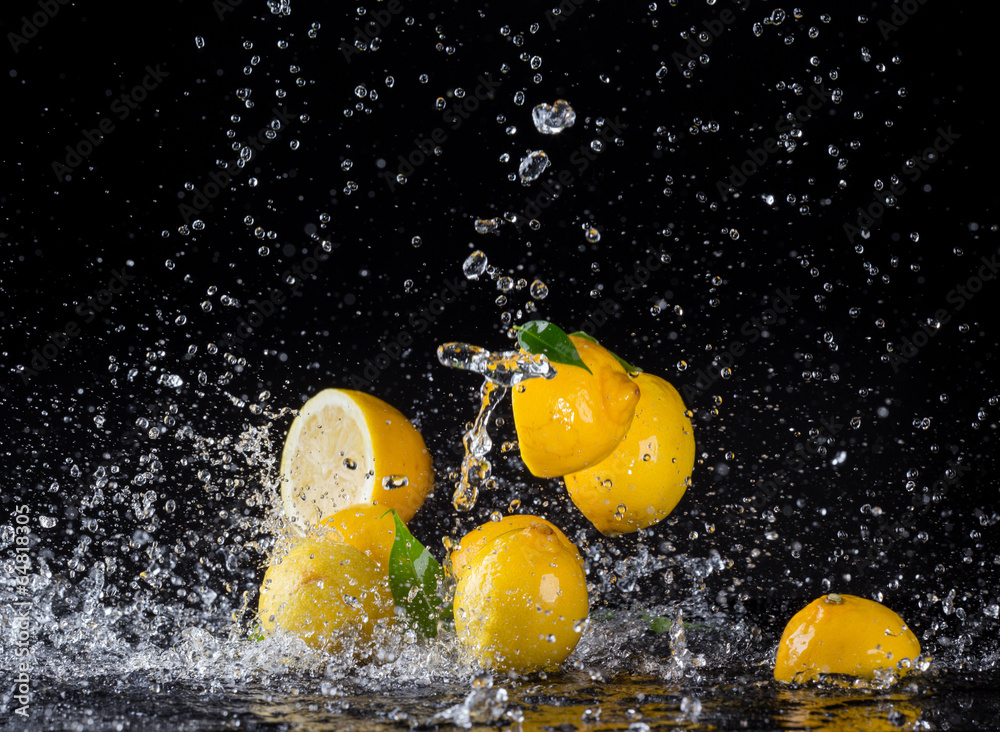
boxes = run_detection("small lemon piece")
[511,335,639,478]
[774,593,921,682]
[320,503,399,572]
[258,537,395,653]
[453,517,589,673]
[563,372,694,535]
[280,388,433,533]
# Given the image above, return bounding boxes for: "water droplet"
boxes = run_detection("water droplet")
[475,218,500,234]
[531,99,576,134]
[463,251,488,279]
[518,150,550,183]
[343,458,358,470]
[381,475,409,490]
[529,279,549,299]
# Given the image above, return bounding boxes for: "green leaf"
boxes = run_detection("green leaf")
[386,510,445,638]
[515,320,591,374]
[647,615,673,634]
[642,613,714,633]
[249,625,266,642]
[569,331,643,375]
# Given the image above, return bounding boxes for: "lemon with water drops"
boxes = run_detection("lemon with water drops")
[257,536,395,654]
[452,515,589,673]
[280,388,433,533]
[774,593,922,683]
[320,503,399,572]
[511,334,639,478]
[450,513,551,581]
[563,372,694,535]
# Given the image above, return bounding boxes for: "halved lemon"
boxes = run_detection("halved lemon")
[774,593,922,682]
[280,388,433,533]
[511,334,639,478]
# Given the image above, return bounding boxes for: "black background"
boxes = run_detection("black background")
[2,0,998,636]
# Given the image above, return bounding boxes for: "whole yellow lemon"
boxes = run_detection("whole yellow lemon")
[258,536,395,653]
[453,517,589,673]
[320,502,399,572]
[449,514,546,582]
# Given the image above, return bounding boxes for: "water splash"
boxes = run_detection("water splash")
[436,343,555,511]
[430,673,518,728]
[532,99,576,134]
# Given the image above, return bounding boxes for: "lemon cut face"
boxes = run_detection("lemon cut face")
[774,593,922,683]
[280,388,433,533]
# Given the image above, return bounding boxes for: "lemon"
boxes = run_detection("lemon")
[320,503,398,572]
[258,536,395,653]
[450,514,558,582]
[452,516,589,673]
[511,335,639,478]
[774,593,921,683]
[280,388,433,533]
[563,372,694,535]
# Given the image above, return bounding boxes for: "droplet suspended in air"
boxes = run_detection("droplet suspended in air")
[463,250,489,279]
[475,218,500,234]
[531,99,576,134]
[518,150,550,183]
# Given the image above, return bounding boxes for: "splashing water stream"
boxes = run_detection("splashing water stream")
[436,343,555,511]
